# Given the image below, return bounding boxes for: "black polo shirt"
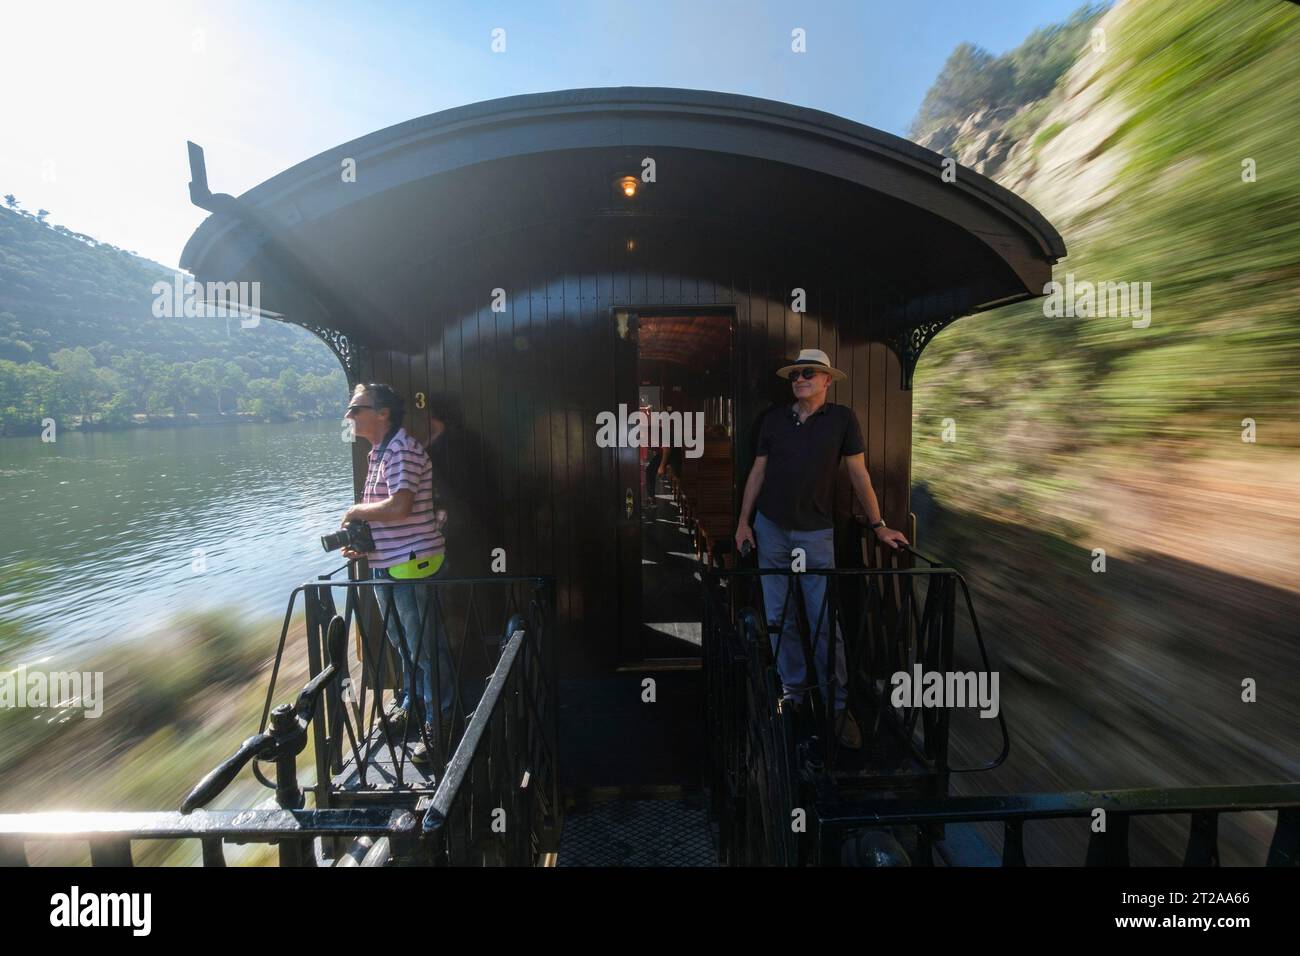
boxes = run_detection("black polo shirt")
[754,401,865,531]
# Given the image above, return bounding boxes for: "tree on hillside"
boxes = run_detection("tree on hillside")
[222,361,249,412]
[110,350,163,411]
[0,360,66,434]
[909,2,1110,137]
[3,195,17,210]
[192,357,223,413]
[36,209,50,224]
[1006,2,1110,102]
[911,43,1016,136]
[241,377,287,419]
[277,367,301,407]
[50,346,100,422]
[161,364,196,416]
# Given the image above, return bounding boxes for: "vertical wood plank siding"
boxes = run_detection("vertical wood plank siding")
[358,265,914,677]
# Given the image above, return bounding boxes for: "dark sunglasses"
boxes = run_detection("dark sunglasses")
[345,403,375,415]
[788,368,821,381]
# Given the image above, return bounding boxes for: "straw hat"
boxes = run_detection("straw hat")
[776,348,846,382]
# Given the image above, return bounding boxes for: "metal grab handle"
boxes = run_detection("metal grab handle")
[293,623,347,725]
[181,624,349,813]
[181,732,275,813]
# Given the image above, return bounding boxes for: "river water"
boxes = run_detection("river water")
[0,420,353,662]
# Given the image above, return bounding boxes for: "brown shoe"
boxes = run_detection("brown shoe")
[410,722,437,768]
[835,708,863,750]
[384,705,410,741]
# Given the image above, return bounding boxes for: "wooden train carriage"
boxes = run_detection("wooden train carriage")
[180,86,1064,793]
[9,87,1298,870]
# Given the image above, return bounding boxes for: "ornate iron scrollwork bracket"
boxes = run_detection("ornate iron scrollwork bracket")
[188,143,369,389]
[883,317,956,391]
[294,323,368,387]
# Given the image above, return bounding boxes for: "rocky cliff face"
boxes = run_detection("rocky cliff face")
[916,0,1133,231]
[915,104,1022,178]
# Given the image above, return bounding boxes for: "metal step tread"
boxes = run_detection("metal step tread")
[556,798,719,867]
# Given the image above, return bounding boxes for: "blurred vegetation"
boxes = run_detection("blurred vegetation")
[0,609,306,865]
[0,204,346,435]
[912,0,1300,532]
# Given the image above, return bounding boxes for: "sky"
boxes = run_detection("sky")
[0,0,1095,268]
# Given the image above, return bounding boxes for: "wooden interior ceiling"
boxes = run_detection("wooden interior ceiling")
[638,315,730,368]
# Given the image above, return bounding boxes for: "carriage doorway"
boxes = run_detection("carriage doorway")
[614,309,735,667]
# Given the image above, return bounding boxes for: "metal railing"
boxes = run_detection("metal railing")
[250,570,554,807]
[703,545,1300,868]
[0,807,417,868]
[702,546,1009,865]
[0,618,405,866]
[422,610,561,865]
[0,571,559,867]
[825,784,1300,866]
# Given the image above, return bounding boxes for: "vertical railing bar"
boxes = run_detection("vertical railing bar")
[1184,811,1220,866]
[88,838,133,867]
[1085,812,1130,866]
[1002,819,1026,867]
[1266,808,1299,866]
[0,837,28,867]
[351,578,410,788]
[201,837,227,867]
[304,586,331,809]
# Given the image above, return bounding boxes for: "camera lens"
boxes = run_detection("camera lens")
[321,528,349,552]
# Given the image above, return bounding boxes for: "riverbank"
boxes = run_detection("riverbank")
[0,410,337,438]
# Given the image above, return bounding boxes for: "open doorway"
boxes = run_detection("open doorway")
[629,312,734,662]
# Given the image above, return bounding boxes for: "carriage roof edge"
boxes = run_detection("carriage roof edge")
[178,85,1066,364]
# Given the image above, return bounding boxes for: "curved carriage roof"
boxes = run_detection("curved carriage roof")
[181,86,1065,349]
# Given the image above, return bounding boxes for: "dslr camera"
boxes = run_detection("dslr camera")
[321,519,376,554]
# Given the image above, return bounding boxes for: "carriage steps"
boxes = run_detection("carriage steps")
[554,794,718,866]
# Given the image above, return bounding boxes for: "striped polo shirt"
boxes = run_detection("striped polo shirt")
[362,427,446,569]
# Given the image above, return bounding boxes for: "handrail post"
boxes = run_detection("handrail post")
[304,586,336,802]
[270,702,309,867]
[1086,812,1130,866]
[936,573,955,785]
[1184,811,1220,866]
[1002,819,1026,866]
[1267,808,1299,866]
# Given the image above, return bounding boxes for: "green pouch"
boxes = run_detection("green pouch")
[387,552,445,579]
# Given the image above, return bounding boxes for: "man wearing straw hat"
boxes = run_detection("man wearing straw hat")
[735,348,909,750]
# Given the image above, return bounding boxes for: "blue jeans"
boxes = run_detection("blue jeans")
[754,511,848,708]
[373,567,456,725]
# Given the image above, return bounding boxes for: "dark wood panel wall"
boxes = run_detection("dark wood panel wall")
[355,265,913,678]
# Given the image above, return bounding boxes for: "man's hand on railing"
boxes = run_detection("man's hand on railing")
[852,513,909,551]
[875,525,909,550]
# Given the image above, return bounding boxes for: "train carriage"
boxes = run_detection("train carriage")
[3,88,1297,868]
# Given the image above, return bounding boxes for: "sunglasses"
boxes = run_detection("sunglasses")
[788,368,822,381]
[345,403,375,415]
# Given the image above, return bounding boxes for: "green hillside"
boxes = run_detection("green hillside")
[912,0,1300,534]
[0,203,346,434]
